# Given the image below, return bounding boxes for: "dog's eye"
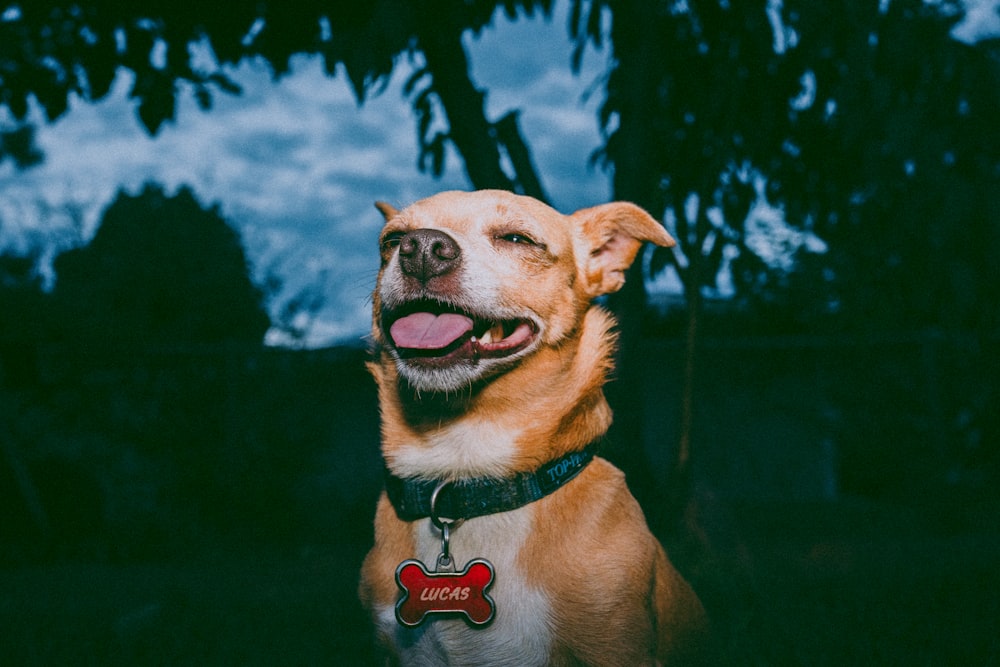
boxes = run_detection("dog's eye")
[380,232,405,253]
[498,232,537,246]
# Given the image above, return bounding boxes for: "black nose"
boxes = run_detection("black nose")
[398,229,461,282]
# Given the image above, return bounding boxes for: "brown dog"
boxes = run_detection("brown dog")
[359,190,709,665]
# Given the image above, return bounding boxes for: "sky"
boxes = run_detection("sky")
[1,0,998,348]
[0,1,615,348]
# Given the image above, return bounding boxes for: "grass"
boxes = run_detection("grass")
[1,547,376,666]
[690,500,1000,666]
[2,500,998,665]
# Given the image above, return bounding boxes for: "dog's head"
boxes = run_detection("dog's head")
[372,190,674,394]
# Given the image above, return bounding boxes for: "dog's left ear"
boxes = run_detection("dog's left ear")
[375,201,399,222]
[572,202,676,297]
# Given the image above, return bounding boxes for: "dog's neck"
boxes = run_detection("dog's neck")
[370,307,617,481]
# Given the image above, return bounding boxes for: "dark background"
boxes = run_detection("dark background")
[2,1,999,664]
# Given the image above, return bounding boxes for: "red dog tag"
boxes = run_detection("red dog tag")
[395,558,496,627]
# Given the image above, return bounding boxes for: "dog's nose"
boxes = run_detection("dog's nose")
[398,229,461,282]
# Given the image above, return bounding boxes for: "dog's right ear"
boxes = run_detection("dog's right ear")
[375,201,399,222]
[572,202,675,298]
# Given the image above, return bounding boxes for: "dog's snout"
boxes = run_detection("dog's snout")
[398,229,461,282]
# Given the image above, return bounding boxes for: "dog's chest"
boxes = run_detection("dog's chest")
[380,507,554,666]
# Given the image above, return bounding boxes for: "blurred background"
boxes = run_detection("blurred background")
[1,0,998,664]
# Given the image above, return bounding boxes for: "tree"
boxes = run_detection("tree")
[570,0,1000,527]
[0,0,552,199]
[51,183,270,345]
[569,0,802,524]
[773,0,1000,335]
[0,245,45,386]
[6,0,997,517]
[770,1,1000,500]
[400,0,552,199]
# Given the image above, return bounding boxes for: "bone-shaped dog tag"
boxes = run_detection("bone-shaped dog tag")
[395,558,495,627]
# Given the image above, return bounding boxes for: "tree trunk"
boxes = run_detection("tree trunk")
[667,198,705,529]
[494,110,549,202]
[1,422,51,540]
[603,0,665,526]
[415,16,548,202]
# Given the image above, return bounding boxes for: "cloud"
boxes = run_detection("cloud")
[951,0,1000,43]
[1,4,613,347]
[467,5,612,212]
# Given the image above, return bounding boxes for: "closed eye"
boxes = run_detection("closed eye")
[497,232,539,246]
[380,231,405,253]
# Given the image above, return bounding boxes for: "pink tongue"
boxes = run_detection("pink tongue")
[389,312,475,350]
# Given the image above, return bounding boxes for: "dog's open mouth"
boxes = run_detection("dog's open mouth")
[384,301,537,361]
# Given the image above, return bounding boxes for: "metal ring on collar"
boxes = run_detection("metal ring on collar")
[429,480,463,530]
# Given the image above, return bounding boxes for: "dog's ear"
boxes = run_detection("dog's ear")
[375,201,399,222]
[572,202,675,297]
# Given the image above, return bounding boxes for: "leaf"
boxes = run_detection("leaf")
[0,125,45,170]
[193,84,213,111]
[586,0,605,45]
[80,38,118,100]
[33,67,71,121]
[569,0,583,39]
[701,231,726,288]
[122,24,157,72]
[721,174,755,230]
[418,132,447,178]
[134,72,176,135]
[208,72,242,95]
[343,61,370,101]
[429,133,446,177]
[411,84,439,146]
[7,84,29,120]
[402,66,429,97]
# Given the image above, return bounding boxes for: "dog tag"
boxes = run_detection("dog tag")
[395,558,496,627]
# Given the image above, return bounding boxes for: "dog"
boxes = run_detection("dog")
[359,190,710,665]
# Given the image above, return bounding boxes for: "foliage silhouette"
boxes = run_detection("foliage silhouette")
[51,183,270,345]
[4,0,997,325]
[775,0,1000,334]
[0,0,552,197]
[570,0,999,327]
[1,0,997,536]
[0,123,44,169]
[0,247,45,389]
[572,0,805,515]
[567,0,1000,526]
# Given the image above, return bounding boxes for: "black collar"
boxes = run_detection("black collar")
[384,442,600,522]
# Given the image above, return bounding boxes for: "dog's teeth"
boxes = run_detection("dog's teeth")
[478,324,504,345]
[473,323,506,346]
